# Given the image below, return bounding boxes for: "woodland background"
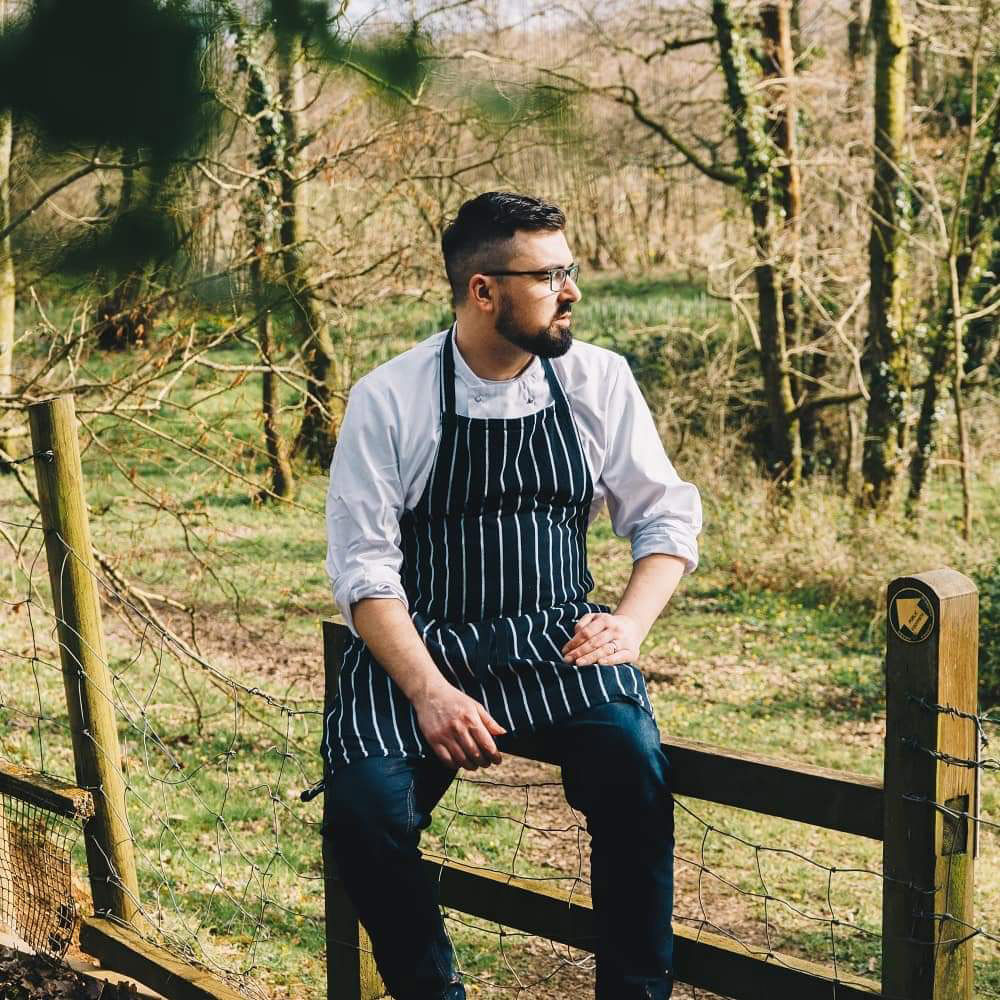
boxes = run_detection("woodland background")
[1,0,999,997]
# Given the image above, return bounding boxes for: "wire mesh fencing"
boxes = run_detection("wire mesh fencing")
[2,510,1000,998]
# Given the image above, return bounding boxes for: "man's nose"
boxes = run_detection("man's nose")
[560,277,582,304]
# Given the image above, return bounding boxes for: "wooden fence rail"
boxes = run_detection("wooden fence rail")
[323,566,979,1000]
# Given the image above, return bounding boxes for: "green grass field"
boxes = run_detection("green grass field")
[2,276,998,997]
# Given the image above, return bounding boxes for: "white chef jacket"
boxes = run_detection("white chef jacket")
[326,328,702,636]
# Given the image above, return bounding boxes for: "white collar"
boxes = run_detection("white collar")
[450,331,543,394]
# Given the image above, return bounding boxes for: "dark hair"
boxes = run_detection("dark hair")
[441,191,566,304]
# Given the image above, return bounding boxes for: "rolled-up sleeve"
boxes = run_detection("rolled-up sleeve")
[600,357,702,573]
[325,379,409,636]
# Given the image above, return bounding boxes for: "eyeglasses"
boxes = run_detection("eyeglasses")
[481,263,581,293]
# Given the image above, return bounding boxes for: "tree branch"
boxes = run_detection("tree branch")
[790,391,865,419]
[0,161,99,243]
[609,83,742,187]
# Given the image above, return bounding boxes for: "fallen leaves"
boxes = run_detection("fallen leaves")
[0,945,140,1000]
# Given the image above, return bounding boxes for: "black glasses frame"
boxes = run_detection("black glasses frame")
[481,263,580,292]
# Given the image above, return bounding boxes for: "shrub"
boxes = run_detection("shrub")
[974,560,1000,709]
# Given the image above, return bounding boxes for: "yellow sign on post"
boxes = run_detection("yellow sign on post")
[889,587,935,643]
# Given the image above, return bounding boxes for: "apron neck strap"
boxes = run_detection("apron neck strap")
[441,323,458,416]
[539,355,569,413]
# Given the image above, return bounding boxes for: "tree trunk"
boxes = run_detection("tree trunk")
[861,0,908,509]
[908,334,947,505]
[94,147,156,350]
[253,248,294,500]
[952,319,972,541]
[799,343,830,476]
[910,36,925,104]
[847,0,870,122]
[761,2,804,434]
[789,0,802,61]
[848,0,865,66]
[713,0,801,483]
[232,9,296,500]
[0,0,14,466]
[964,232,1000,380]
[844,398,859,494]
[909,90,1000,507]
[277,34,338,470]
[0,101,14,466]
[962,106,1000,382]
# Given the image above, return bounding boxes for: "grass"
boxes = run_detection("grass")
[2,274,999,996]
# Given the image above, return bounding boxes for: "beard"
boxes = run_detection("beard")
[495,293,573,358]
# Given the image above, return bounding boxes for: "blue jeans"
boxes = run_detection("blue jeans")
[322,697,674,1000]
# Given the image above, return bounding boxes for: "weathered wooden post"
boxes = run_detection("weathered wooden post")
[322,620,382,1000]
[28,395,143,928]
[882,568,978,1000]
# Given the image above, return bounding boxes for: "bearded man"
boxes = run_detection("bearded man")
[322,191,702,1000]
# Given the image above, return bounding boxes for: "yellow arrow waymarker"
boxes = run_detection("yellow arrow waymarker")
[896,597,929,637]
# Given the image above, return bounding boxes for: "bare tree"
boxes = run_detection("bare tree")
[910,83,1000,511]
[277,32,339,469]
[712,0,801,482]
[0,100,13,462]
[860,0,908,508]
[0,0,14,464]
[223,3,298,499]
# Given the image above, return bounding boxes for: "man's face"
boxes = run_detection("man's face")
[492,230,581,359]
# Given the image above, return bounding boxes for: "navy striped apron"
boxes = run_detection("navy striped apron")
[322,327,653,771]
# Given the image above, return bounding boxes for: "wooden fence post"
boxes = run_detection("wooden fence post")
[322,620,383,1000]
[882,568,978,1000]
[28,395,142,928]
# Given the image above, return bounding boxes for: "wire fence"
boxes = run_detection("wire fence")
[2,512,325,997]
[0,786,90,961]
[2,492,1000,998]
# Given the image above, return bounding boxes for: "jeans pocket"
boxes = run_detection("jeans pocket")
[372,757,419,834]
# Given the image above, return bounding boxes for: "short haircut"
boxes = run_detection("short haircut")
[441,191,566,304]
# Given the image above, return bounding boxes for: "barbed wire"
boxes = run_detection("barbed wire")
[0,449,53,466]
[3,507,1000,997]
[903,738,1000,772]
[913,697,1000,731]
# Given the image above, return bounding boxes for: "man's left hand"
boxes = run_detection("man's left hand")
[561,612,643,666]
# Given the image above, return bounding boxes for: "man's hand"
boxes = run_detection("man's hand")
[561,555,686,666]
[561,612,644,666]
[413,681,507,771]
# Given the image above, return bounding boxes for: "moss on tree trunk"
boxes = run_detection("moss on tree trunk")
[713,0,802,483]
[861,0,909,509]
[0,102,14,465]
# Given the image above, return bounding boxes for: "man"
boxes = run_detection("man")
[323,191,701,1000]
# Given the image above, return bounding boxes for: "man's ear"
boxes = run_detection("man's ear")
[469,276,492,308]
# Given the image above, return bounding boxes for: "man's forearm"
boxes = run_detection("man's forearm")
[613,553,686,641]
[351,597,448,704]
